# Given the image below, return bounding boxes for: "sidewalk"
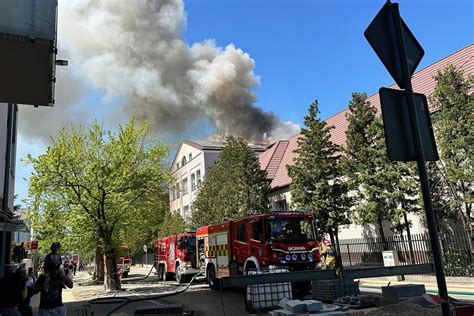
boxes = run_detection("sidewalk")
[358,276,474,296]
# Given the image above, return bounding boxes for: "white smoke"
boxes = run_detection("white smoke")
[20,0,300,142]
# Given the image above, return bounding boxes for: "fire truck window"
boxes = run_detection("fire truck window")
[237,222,246,241]
[252,220,264,242]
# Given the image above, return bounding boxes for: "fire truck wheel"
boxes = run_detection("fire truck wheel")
[207,265,220,290]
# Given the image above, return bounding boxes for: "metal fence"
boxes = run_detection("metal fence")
[336,231,472,276]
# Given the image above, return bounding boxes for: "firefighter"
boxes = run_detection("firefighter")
[320,239,336,269]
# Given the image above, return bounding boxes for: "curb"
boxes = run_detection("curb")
[359,284,474,296]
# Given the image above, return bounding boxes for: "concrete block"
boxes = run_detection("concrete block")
[278,297,290,309]
[304,300,323,312]
[285,299,307,313]
[382,284,426,298]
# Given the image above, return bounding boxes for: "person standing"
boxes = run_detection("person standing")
[33,242,73,316]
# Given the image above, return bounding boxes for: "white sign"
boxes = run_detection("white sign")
[143,245,148,253]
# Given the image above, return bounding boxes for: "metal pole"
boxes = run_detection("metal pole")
[1,103,14,278]
[391,4,450,315]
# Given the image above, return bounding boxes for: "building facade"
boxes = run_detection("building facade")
[258,44,473,239]
[169,140,270,222]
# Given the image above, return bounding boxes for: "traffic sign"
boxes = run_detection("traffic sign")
[364,2,424,89]
[143,245,148,253]
[379,88,438,161]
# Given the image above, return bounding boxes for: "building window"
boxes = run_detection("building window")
[196,169,202,187]
[170,188,174,200]
[191,173,196,191]
[189,153,192,161]
[176,184,180,198]
[182,177,188,195]
[177,162,180,170]
[183,205,189,221]
[276,200,287,211]
[182,156,187,166]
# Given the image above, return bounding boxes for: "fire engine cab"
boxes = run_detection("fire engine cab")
[196,211,320,289]
[154,233,199,283]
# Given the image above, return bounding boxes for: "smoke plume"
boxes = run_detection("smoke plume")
[20,0,299,143]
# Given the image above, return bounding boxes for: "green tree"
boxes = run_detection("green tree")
[26,119,171,290]
[158,211,186,238]
[343,92,401,247]
[287,100,351,240]
[430,65,473,252]
[191,136,269,226]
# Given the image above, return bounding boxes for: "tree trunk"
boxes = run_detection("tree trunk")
[104,252,121,290]
[333,229,343,271]
[403,212,415,264]
[94,247,104,282]
[377,216,388,251]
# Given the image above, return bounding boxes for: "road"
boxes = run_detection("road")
[31,265,473,315]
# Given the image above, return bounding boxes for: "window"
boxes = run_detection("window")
[182,156,187,166]
[196,169,202,187]
[191,173,196,191]
[176,184,180,198]
[189,153,192,161]
[183,205,189,221]
[177,162,180,170]
[182,177,188,195]
[276,200,287,211]
[252,220,264,242]
[170,188,175,200]
[236,222,246,242]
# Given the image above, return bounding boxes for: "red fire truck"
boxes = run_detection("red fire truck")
[196,211,320,289]
[116,245,132,278]
[154,233,199,283]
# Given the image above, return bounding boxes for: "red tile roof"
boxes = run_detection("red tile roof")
[261,44,474,190]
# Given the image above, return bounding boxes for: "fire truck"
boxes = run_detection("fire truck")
[116,245,132,278]
[154,233,199,283]
[196,211,320,289]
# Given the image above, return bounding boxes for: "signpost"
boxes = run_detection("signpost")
[365,2,449,315]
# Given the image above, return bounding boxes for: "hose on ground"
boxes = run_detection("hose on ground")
[120,264,156,283]
[88,272,204,316]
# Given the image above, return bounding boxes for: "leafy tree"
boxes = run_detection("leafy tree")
[343,92,402,247]
[287,100,351,240]
[26,119,171,290]
[157,211,186,238]
[191,136,269,227]
[430,65,473,252]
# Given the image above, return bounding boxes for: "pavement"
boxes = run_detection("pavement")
[357,275,474,303]
[30,266,474,315]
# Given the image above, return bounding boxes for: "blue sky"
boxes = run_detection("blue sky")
[184,0,472,123]
[14,0,473,204]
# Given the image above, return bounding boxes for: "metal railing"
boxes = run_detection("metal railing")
[337,231,472,276]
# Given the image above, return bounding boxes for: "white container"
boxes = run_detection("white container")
[246,268,293,310]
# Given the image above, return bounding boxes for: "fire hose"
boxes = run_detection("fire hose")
[88,270,204,316]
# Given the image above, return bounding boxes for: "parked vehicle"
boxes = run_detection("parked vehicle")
[116,245,132,278]
[116,256,132,278]
[196,210,320,289]
[154,233,198,283]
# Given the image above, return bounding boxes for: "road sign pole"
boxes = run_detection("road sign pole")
[391,4,450,315]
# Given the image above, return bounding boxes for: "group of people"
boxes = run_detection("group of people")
[0,242,73,316]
